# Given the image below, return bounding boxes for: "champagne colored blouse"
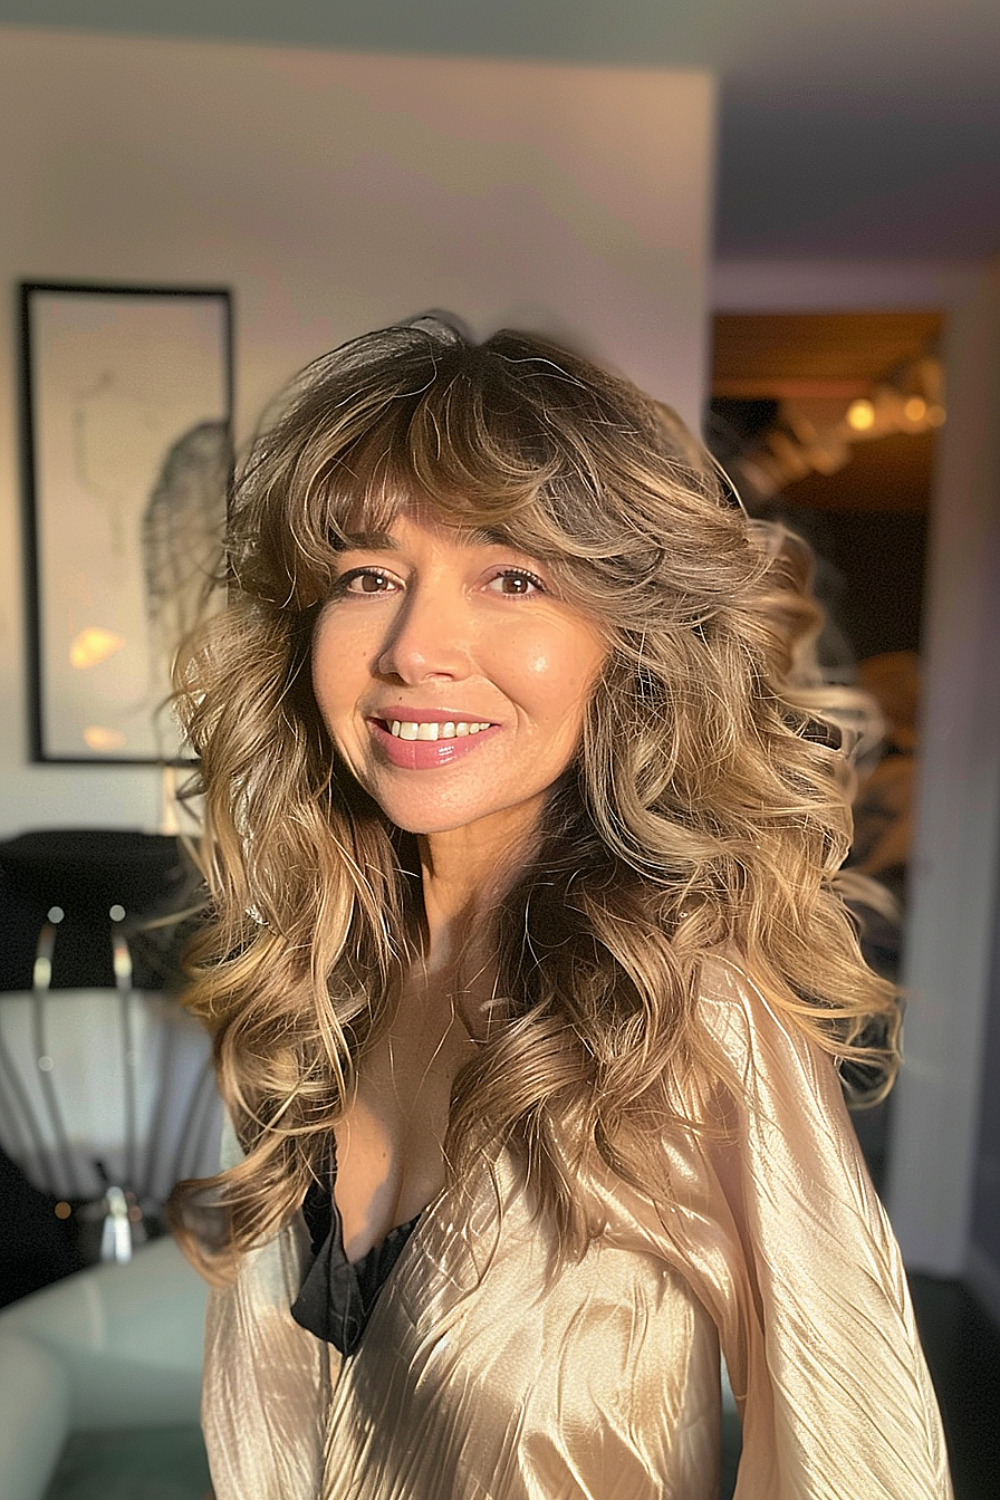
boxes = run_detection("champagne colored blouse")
[200,958,953,1499]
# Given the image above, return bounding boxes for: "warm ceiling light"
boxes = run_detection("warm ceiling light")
[904,396,927,423]
[926,403,946,427]
[846,399,875,432]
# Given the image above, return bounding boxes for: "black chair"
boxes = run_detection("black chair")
[0,830,218,1280]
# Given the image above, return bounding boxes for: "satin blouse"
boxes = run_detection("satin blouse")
[201,956,953,1500]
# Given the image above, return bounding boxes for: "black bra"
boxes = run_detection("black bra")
[291,1179,422,1356]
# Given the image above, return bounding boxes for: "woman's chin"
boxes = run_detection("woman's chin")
[380,795,549,852]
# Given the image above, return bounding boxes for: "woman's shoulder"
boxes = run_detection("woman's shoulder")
[692,947,831,1086]
[684,948,769,1078]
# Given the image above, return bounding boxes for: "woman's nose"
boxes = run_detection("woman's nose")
[376,582,472,683]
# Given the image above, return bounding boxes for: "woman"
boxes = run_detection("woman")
[172,318,952,1499]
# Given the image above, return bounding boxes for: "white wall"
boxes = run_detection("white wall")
[0,25,715,836]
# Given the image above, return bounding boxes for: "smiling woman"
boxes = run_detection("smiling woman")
[169,317,952,1500]
[312,513,606,841]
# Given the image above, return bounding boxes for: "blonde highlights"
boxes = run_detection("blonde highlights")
[170,318,898,1274]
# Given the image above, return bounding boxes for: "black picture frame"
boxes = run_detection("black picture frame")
[19,281,233,764]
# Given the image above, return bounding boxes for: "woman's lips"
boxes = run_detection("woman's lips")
[368,717,499,770]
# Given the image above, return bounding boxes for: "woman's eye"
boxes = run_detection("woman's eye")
[487,568,546,597]
[336,567,399,596]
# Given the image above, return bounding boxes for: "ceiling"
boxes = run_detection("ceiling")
[710,313,944,512]
[1,0,998,260]
[712,312,943,399]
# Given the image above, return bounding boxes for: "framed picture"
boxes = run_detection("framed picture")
[20,282,233,763]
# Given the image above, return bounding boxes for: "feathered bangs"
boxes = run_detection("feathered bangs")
[228,320,749,640]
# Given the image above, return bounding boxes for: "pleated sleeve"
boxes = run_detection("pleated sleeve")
[673,957,953,1500]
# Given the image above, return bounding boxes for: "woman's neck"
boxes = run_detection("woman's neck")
[416,800,543,973]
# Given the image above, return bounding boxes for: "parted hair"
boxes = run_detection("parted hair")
[170,317,898,1277]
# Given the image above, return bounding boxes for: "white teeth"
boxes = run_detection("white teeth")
[387,720,491,741]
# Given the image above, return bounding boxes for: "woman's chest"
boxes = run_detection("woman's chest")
[334,991,477,1258]
[322,1187,721,1500]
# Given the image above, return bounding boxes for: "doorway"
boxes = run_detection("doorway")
[707,310,944,1191]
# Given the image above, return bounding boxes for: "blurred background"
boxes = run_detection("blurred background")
[0,4,997,1497]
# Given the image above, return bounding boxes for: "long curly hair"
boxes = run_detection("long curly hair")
[170,317,898,1278]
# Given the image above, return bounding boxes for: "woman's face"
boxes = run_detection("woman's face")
[311,510,607,846]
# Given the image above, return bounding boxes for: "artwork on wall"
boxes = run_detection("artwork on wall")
[20,282,233,763]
